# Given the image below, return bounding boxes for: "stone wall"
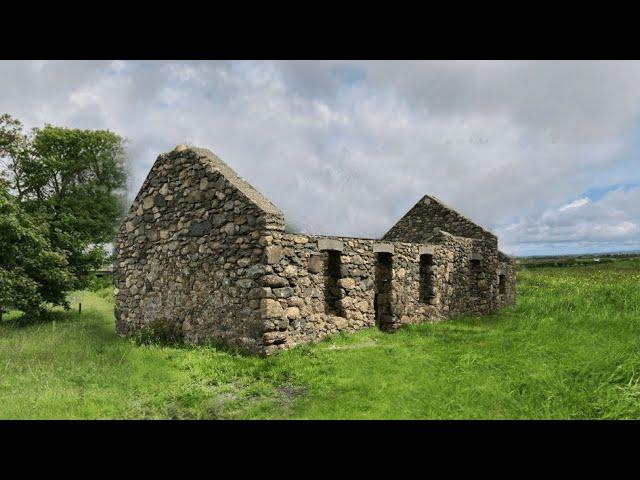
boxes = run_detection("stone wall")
[424,230,502,317]
[259,233,427,353]
[257,229,514,354]
[114,146,284,354]
[382,195,497,244]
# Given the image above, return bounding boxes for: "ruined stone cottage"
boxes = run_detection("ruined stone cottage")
[114,146,516,355]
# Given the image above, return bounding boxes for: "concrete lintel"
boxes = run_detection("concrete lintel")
[470,253,483,261]
[419,245,434,256]
[317,238,343,252]
[373,242,395,254]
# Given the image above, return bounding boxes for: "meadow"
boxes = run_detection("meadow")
[1,258,640,419]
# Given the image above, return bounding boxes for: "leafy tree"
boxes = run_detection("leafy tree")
[1,114,127,292]
[0,183,73,318]
[0,114,31,192]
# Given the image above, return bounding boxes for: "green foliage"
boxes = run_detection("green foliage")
[1,259,640,419]
[87,275,113,292]
[87,275,114,303]
[0,184,73,316]
[24,125,127,240]
[0,113,127,308]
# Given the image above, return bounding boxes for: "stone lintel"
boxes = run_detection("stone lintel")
[419,245,434,256]
[373,242,395,254]
[497,268,506,276]
[470,253,482,261]
[318,238,343,252]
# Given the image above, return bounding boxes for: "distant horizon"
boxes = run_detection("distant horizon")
[514,247,640,259]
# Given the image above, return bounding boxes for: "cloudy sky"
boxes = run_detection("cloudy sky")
[1,60,639,256]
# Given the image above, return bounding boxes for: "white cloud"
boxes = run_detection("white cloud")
[1,60,639,255]
[498,186,640,255]
[558,197,590,212]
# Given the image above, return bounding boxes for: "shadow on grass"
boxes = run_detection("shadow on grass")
[132,322,258,358]
[1,308,81,330]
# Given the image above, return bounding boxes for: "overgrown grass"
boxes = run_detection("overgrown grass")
[1,259,639,419]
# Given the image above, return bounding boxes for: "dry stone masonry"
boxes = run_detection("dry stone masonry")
[115,146,516,355]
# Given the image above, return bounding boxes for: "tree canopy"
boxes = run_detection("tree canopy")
[0,114,128,315]
[0,183,73,316]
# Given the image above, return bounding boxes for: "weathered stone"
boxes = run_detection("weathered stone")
[261,298,284,318]
[263,331,287,345]
[273,287,293,298]
[154,195,166,207]
[247,287,272,300]
[146,229,159,242]
[245,264,265,279]
[285,307,301,320]
[356,300,370,313]
[189,220,211,236]
[329,316,349,329]
[337,278,356,289]
[308,255,323,274]
[237,257,251,268]
[237,278,254,288]
[265,246,283,264]
[284,265,297,276]
[263,275,288,287]
[222,222,235,235]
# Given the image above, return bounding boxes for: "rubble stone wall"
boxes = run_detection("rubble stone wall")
[114,147,284,354]
[382,195,497,243]
[259,234,425,353]
[424,230,501,317]
[258,230,513,354]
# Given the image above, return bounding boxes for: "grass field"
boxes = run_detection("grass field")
[1,259,640,419]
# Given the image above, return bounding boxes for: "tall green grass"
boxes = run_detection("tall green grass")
[1,259,639,419]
